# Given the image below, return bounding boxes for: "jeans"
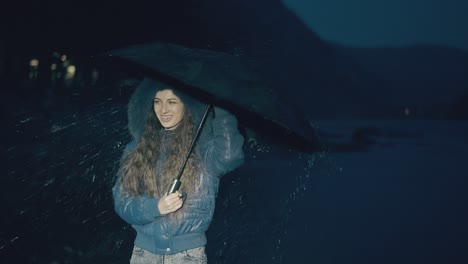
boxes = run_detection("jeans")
[130,246,207,264]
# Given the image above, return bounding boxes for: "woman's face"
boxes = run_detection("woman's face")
[154,89,185,130]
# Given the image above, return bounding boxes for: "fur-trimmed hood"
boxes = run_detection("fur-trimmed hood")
[127,77,211,142]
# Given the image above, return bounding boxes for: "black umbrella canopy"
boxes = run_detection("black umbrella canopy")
[106,41,319,152]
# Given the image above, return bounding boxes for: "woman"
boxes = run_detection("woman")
[112,78,244,263]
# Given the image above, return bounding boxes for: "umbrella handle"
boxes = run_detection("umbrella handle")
[168,179,182,194]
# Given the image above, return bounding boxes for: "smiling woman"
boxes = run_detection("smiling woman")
[112,77,245,263]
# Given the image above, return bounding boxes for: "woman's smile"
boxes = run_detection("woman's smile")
[160,115,172,121]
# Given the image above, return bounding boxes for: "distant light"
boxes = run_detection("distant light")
[51,63,57,71]
[65,65,76,80]
[91,69,99,85]
[92,69,99,78]
[404,108,411,116]
[61,54,67,62]
[29,59,39,67]
[67,65,76,74]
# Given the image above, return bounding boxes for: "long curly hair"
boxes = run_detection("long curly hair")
[119,99,202,199]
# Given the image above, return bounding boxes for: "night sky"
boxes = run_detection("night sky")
[284,0,468,50]
[5,0,468,52]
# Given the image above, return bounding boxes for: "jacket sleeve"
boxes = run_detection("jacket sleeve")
[203,106,245,177]
[112,180,163,225]
[112,141,164,225]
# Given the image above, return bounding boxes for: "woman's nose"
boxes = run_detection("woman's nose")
[161,103,168,113]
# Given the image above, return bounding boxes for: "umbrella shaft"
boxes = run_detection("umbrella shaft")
[168,104,213,193]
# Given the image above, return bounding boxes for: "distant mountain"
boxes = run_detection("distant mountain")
[333,44,468,119]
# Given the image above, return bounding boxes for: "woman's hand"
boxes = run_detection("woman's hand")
[158,192,184,215]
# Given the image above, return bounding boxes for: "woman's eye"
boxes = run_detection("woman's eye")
[154,100,161,104]
[169,101,177,105]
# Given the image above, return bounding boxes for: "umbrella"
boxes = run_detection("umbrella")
[104,41,319,152]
